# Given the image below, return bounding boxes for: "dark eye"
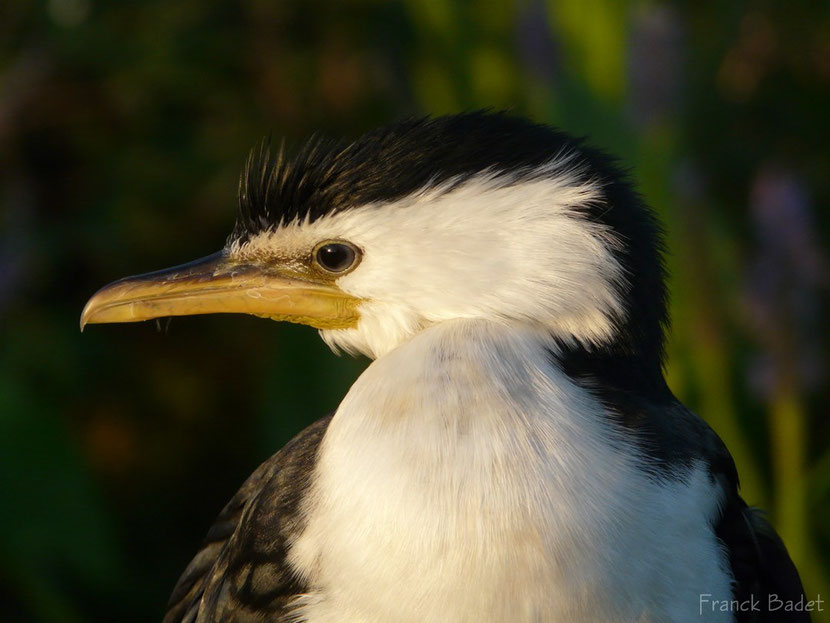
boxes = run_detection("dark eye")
[314,242,360,273]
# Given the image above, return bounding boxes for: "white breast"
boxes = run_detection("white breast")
[287,320,734,623]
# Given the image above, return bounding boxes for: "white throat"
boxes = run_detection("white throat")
[288,319,733,623]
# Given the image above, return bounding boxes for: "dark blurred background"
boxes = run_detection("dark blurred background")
[0,1,827,621]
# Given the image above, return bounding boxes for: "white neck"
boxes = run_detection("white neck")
[288,319,733,623]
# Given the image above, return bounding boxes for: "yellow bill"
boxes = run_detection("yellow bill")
[80,251,360,331]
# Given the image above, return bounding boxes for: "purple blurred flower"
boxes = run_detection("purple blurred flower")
[627,5,684,129]
[745,164,826,396]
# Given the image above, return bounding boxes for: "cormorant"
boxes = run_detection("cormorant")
[81,112,808,622]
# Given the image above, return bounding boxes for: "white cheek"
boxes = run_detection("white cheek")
[328,176,624,357]
[241,165,626,360]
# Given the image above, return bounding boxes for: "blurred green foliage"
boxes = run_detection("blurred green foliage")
[0,1,827,621]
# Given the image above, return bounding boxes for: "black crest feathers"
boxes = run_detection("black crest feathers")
[234,111,597,243]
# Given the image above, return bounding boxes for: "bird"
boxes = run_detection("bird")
[81,111,809,623]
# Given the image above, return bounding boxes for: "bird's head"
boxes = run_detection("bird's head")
[82,112,667,381]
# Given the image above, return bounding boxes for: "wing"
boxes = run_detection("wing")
[716,496,810,623]
[648,401,810,623]
[163,415,332,623]
[666,405,811,623]
[587,384,810,623]
[635,398,809,623]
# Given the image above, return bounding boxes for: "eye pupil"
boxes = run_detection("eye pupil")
[316,243,357,273]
